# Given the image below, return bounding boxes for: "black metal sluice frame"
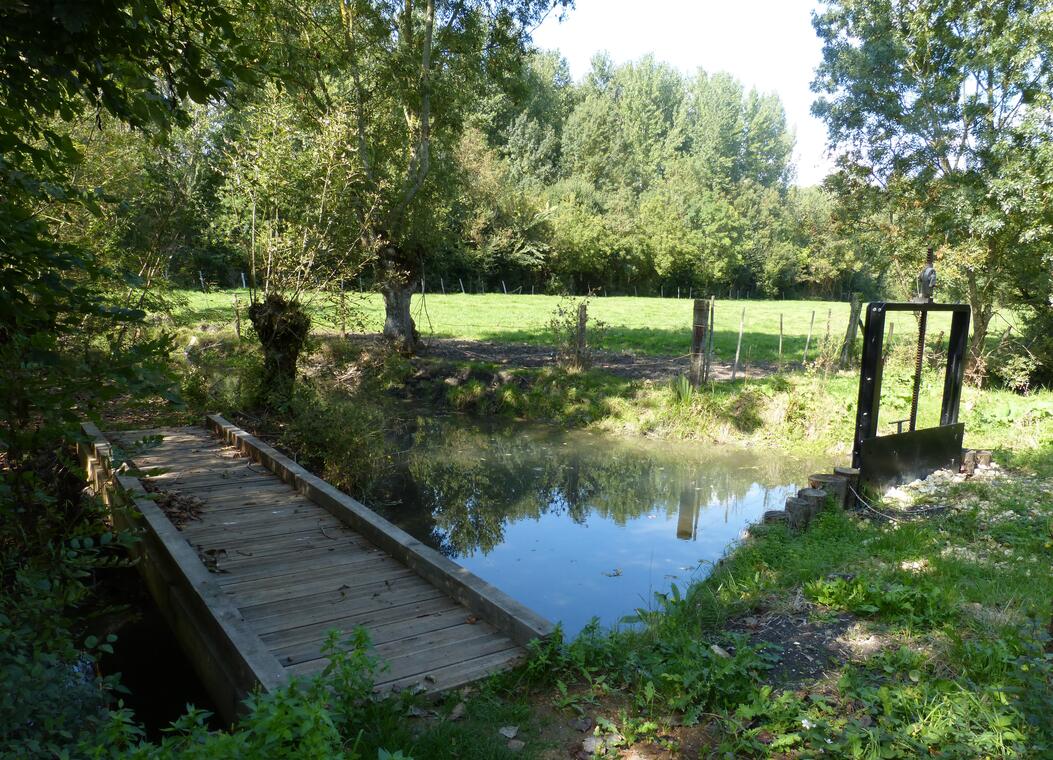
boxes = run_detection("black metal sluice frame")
[852,302,971,488]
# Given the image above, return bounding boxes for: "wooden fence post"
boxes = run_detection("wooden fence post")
[731,306,745,381]
[232,294,241,339]
[778,313,784,369]
[576,302,588,368]
[440,277,445,295]
[459,277,465,295]
[338,280,346,337]
[839,293,863,368]
[690,299,708,387]
[703,297,716,382]
[803,310,815,364]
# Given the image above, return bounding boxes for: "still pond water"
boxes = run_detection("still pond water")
[371,418,814,635]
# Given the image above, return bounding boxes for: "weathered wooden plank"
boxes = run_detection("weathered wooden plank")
[109,430,217,446]
[270,605,474,667]
[287,628,513,682]
[378,648,525,695]
[247,588,450,638]
[241,575,445,628]
[136,461,272,481]
[166,483,296,503]
[181,510,346,540]
[177,496,311,522]
[260,595,454,650]
[182,504,321,532]
[195,537,362,570]
[185,515,350,546]
[231,565,417,608]
[150,472,279,491]
[218,550,394,592]
[188,528,357,559]
[164,488,303,511]
[378,633,517,684]
[206,414,554,647]
[186,529,351,559]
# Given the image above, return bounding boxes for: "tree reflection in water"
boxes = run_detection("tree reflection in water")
[366,417,814,632]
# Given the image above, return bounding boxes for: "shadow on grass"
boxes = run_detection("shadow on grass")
[999,439,1053,477]
[467,326,816,364]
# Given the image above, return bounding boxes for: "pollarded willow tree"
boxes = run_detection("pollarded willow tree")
[811,0,1053,377]
[216,86,370,404]
[269,0,570,353]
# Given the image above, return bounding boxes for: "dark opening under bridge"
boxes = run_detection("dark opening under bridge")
[80,415,552,722]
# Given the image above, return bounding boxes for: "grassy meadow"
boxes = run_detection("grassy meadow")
[171,289,1010,365]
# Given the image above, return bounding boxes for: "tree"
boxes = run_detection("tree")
[1,3,254,750]
[812,0,1053,375]
[0,0,252,489]
[267,0,569,352]
[215,87,369,404]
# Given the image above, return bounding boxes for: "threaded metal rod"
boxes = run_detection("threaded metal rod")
[909,310,927,431]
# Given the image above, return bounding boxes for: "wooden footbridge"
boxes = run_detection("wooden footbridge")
[80,415,552,722]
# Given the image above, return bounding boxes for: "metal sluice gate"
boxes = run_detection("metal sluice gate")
[851,251,971,492]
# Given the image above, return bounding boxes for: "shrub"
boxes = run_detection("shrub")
[547,296,606,370]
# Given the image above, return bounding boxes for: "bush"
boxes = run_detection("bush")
[118,630,401,759]
[547,296,606,370]
[277,380,389,496]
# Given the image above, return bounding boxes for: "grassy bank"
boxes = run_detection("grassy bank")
[431,359,1053,466]
[525,464,1053,757]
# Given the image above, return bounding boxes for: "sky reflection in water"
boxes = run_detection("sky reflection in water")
[371,419,813,635]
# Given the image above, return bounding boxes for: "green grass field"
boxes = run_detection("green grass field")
[173,289,1007,365]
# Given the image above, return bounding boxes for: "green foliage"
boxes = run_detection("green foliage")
[276,379,390,495]
[114,630,383,759]
[547,296,606,369]
[0,0,250,175]
[813,0,1053,375]
[804,576,954,627]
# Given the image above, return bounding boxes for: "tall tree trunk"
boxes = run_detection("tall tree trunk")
[248,294,311,408]
[382,278,418,353]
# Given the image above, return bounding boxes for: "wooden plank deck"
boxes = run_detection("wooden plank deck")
[81,416,552,722]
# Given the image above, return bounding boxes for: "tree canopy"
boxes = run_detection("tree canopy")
[812,0,1053,373]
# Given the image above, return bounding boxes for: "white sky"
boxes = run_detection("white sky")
[532,0,834,186]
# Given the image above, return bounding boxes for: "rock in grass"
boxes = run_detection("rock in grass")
[499,725,519,739]
[571,716,593,732]
[507,739,525,752]
[582,736,603,754]
[448,702,465,721]
[710,644,732,659]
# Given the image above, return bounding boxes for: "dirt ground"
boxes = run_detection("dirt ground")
[361,335,774,383]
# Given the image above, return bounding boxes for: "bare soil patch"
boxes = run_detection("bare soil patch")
[352,334,774,382]
[729,609,859,687]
